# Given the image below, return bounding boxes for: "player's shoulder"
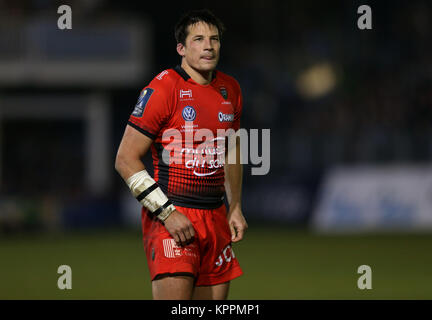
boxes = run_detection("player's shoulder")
[149,68,182,87]
[216,70,241,90]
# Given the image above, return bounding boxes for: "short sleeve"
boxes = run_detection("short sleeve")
[128,80,172,140]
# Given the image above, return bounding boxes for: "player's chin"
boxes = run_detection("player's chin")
[199,60,218,71]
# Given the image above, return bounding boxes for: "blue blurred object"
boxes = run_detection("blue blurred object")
[60,196,122,230]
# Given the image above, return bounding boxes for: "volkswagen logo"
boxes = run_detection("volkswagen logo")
[182,106,197,121]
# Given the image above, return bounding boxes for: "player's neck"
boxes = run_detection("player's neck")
[181,61,213,85]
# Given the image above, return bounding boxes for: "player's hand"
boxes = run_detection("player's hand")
[227,206,248,242]
[163,210,195,247]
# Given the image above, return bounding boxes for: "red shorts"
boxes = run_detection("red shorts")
[141,204,243,286]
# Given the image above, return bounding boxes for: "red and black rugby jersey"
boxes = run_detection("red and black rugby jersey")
[128,65,243,209]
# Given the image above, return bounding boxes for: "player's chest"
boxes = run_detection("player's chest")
[169,85,236,132]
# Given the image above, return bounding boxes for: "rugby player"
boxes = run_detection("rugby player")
[115,9,247,300]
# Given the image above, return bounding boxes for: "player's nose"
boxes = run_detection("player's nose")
[203,38,214,50]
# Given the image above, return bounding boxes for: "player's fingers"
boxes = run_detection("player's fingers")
[189,225,196,238]
[187,226,196,245]
[172,233,180,245]
[183,228,193,245]
[178,231,187,247]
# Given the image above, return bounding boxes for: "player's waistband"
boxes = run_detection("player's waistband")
[169,194,224,210]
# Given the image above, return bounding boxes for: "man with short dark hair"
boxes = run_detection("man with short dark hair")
[115,9,247,300]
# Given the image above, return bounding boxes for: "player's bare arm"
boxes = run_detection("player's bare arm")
[225,136,248,242]
[115,125,149,177]
[115,125,195,247]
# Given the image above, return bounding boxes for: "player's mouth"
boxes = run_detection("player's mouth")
[201,56,215,60]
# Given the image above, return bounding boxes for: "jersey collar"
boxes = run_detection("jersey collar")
[174,65,217,83]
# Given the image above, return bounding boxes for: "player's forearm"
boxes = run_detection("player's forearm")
[114,153,146,182]
[115,125,154,182]
[224,162,243,210]
[224,137,243,209]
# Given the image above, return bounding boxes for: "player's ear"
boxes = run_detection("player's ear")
[176,43,185,57]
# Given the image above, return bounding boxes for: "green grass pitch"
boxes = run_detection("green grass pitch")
[1,225,432,299]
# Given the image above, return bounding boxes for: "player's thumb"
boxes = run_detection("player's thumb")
[229,222,236,241]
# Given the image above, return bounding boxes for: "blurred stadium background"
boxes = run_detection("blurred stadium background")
[1,0,432,299]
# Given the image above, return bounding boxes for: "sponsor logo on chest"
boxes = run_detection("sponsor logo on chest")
[218,111,234,122]
[179,89,193,101]
[182,106,197,121]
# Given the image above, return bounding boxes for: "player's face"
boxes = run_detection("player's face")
[178,22,220,73]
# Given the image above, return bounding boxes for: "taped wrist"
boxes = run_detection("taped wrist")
[126,170,175,221]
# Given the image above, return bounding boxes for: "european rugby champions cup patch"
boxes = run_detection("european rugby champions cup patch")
[132,88,154,117]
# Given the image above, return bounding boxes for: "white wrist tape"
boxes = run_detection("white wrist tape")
[126,170,175,221]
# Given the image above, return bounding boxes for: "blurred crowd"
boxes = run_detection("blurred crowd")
[1,0,431,229]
